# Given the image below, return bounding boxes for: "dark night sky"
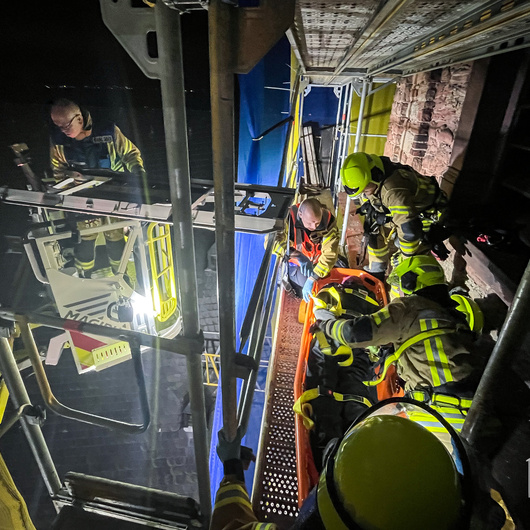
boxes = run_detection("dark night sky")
[0,0,210,108]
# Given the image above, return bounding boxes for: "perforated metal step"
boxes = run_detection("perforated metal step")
[252,290,302,528]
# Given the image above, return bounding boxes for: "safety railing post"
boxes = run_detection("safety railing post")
[155,1,211,519]
[461,259,530,446]
[209,0,239,443]
[0,337,62,497]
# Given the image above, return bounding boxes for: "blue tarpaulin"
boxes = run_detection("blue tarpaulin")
[208,36,291,505]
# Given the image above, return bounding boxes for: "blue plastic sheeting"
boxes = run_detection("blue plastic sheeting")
[302,85,340,126]
[209,36,291,506]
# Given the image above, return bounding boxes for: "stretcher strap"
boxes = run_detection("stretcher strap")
[293,387,372,430]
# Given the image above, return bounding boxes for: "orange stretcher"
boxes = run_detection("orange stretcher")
[293,268,403,506]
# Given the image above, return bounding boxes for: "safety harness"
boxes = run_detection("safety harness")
[363,328,457,387]
[294,330,372,430]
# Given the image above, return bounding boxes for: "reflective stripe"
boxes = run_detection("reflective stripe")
[372,307,390,327]
[364,328,456,387]
[314,330,353,366]
[75,258,95,270]
[409,408,466,432]
[214,484,253,510]
[216,483,249,499]
[313,261,330,277]
[419,319,453,386]
[214,496,253,510]
[368,245,389,257]
[398,239,420,254]
[389,205,411,215]
[329,320,346,344]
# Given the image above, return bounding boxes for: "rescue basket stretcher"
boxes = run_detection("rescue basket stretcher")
[293,268,404,506]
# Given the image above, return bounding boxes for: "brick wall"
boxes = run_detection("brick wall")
[384,64,472,181]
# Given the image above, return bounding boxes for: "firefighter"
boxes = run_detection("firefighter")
[274,198,339,302]
[49,98,146,279]
[340,152,449,278]
[315,255,484,433]
[210,413,466,530]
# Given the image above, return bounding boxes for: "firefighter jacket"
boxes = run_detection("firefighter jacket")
[323,294,478,393]
[273,204,339,278]
[210,475,278,530]
[367,157,446,258]
[50,111,145,178]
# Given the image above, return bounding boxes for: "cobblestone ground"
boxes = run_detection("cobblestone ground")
[0,269,218,529]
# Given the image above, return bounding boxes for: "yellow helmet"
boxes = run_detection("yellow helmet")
[387,255,446,295]
[317,414,462,530]
[451,294,484,333]
[312,286,344,316]
[340,153,384,197]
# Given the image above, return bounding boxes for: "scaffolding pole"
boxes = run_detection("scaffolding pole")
[339,77,372,250]
[209,0,239,443]
[462,259,530,446]
[155,2,211,520]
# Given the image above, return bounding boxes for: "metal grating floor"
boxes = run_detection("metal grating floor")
[290,0,530,83]
[252,290,302,528]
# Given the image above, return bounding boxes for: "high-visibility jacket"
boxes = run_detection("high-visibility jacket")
[50,111,145,178]
[323,294,478,392]
[366,157,447,259]
[210,475,278,530]
[273,204,339,278]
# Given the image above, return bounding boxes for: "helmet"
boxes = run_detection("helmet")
[313,286,344,316]
[317,414,462,530]
[340,153,384,197]
[451,294,484,333]
[387,255,446,295]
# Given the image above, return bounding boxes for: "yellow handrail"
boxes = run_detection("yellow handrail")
[146,223,178,322]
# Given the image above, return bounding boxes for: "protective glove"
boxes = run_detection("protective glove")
[313,308,336,322]
[302,277,316,303]
[390,251,403,269]
[216,426,244,463]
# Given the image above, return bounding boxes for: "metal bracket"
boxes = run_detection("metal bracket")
[100,0,295,79]
[234,352,258,379]
[100,0,159,79]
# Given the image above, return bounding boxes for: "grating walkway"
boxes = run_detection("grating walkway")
[252,290,302,529]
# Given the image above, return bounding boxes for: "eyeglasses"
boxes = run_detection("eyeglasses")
[55,113,81,132]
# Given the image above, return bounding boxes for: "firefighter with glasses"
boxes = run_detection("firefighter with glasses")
[341,152,449,279]
[49,98,146,280]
